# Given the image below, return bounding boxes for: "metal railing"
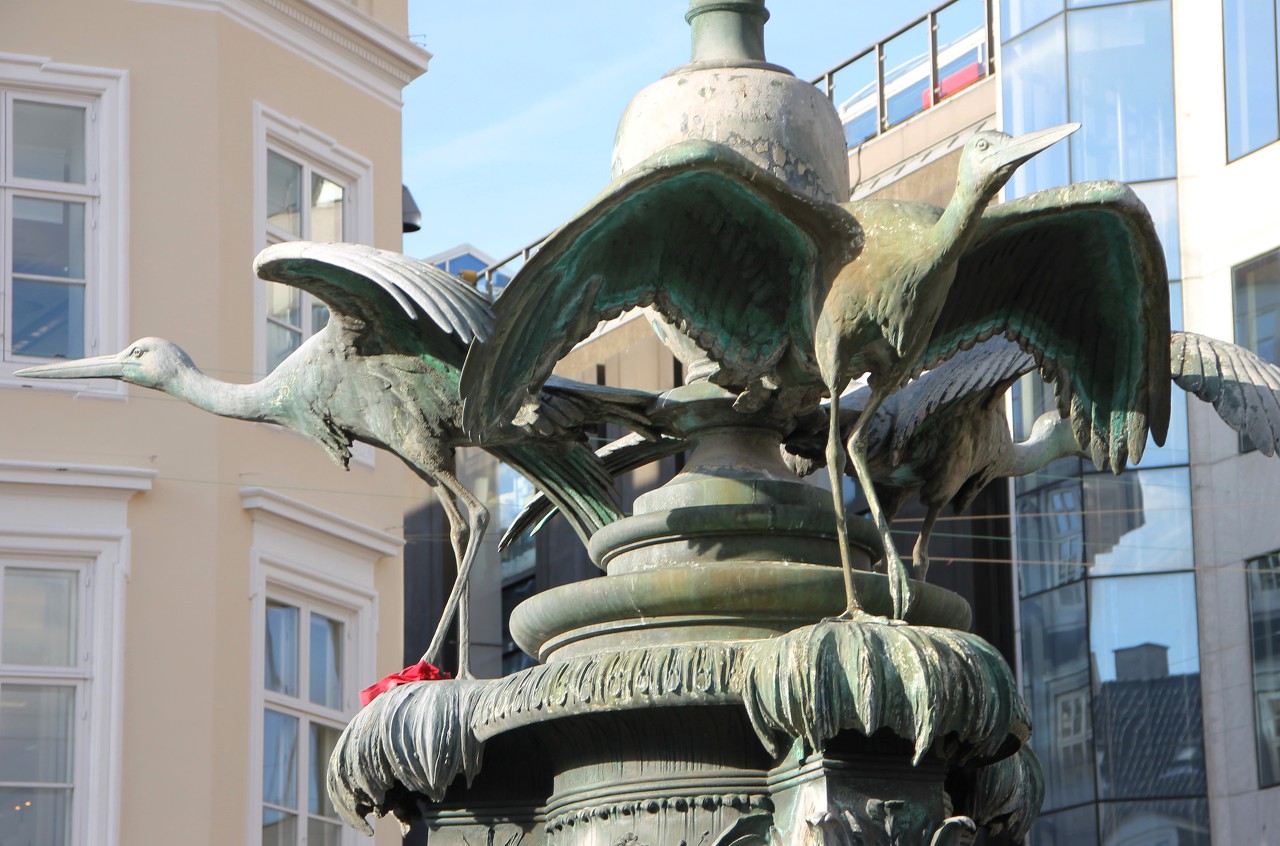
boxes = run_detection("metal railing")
[476,233,550,301]
[477,0,996,296]
[811,0,995,149]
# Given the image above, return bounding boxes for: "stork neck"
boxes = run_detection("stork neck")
[1007,413,1083,476]
[930,180,989,265]
[172,363,281,424]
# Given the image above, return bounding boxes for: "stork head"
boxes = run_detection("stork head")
[15,337,195,390]
[958,124,1079,200]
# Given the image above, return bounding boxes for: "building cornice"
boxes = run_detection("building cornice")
[240,486,404,559]
[132,0,430,108]
[0,460,155,494]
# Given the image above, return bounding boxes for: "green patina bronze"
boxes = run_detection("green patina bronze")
[23,1,1280,844]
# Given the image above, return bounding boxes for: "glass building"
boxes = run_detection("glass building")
[999,1,1210,842]
[819,0,1280,840]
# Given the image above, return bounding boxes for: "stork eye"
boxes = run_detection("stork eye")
[131,347,144,358]
[975,139,990,151]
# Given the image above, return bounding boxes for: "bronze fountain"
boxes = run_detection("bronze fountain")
[21,2,1280,844]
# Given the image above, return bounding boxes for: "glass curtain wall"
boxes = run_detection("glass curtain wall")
[1000,1,1208,842]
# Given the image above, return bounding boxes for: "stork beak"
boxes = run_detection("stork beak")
[996,123,1079,169]
[14,352,127,380]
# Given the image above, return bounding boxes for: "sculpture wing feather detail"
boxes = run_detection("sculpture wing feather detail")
[254,241,494,363]
[461,140,860,438]
[1171,331,1280,456]
[922,181,1171,471]
[499,433,688,551]
[891,337,1035,459]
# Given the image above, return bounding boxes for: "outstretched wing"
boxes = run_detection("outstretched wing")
[461,140,860,438]
[489,442,626,555]
[922,181,1171,471]
[255,241,493,366]
[498,434,688,551]
[890,337,1036,459]
[530,376,664,440]
[1172,331,1280,456]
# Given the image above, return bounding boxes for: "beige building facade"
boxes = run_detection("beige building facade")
[0,2,427,844]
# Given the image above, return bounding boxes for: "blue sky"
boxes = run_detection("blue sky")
[401,1,940,265]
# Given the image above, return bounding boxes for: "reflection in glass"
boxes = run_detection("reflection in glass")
[14,101,86,184]
[1091,572,1206,802]
[13,198,85,279]
[263,709,298,808]
[1030,803,1098,846]
[935,0,988,107]
[0,685,74,784]
[833,53,879,147]
[2,568,77,667]
[0,786,71,846]
[1084,468,1191,576]
[267,281,300,327]
[1090,573,1200,684]
[267,151,302,236]
[265,601,299,696]
[262,807,297,846]
[1017,479,1084,597]
[1132,388,1188,470]
[1067,1,1176,183]
[1225,0,1280,160]
[311,302,330,333]
[1098,798,1210,846]
[309,614,343,709]
[309,723,342,817]
[1000,0,1063,42]
[1021,583,1095,810]
[267,323,301,375]
[308,818,343,846]
[1234,249,1280,365]
[1127,179,1181,280]
[1001,17,1070,198]
[882,21,930,126]
[310,174,344,242]
[11,279,86,359]
[1247,553,1280,787]
[498,464,537,582]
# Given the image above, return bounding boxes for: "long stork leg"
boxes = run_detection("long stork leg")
[419,485,467,669]
[845,389,915,621]
[418,467,490,680]
[826,387,873,619]
[913,504,942,584]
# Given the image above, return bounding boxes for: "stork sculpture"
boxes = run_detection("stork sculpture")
[462,133,1171,622]
[17,241,658,677]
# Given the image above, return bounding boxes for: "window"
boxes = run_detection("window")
[1247,551,1280,787]
[1224,0,1280,161]
[243,487,397,846]
[261,592,350,846]
[0,561,85,846]
[254,105,371,377]
[263,150,344,373]
[0,58,125,391]
[1233,249,1280,451]
[0,461,150,846]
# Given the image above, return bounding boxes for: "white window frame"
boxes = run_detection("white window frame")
[251,103,372,382]
[0,461,153,846]
[0,54,128,398]
[242,487,401,846]
[252,104,375,466]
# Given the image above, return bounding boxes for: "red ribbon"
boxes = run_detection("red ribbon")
[359,660,450,707]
